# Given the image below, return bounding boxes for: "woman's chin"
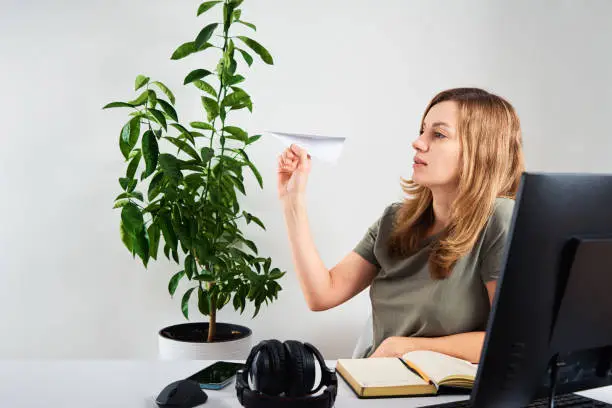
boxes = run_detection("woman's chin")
[411,174,427,186]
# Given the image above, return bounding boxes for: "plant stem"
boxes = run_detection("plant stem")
[206,0,232,343]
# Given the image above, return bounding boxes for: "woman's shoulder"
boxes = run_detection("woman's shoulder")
[491,197,515,225]
[382,201,403,219]
[481,197,516,247]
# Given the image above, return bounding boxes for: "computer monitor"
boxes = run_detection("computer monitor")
[469,172,612,407]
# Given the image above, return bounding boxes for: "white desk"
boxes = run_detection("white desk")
[0,360,610,407]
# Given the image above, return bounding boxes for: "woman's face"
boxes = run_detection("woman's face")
[411,100,461,190]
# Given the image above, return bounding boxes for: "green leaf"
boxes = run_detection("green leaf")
[158,154,182,184]
[184,254,196,280]
[128,90,150,106]
[148,222,161,260]
[184,69,213,85]
[128,148,142,159]
[192,80,218,98]
[195,23,218,49]
[233,292,241,312]
[169,123,195,144]
[246,160,263,188]
[151,81,175,105]
[168,270,185,296]
[243,238,258,254]
[157,99,178,122]
[190,121,214,131]
[164,137,201,161]
[141,130,159,179]
[237,20,256,31]
[113,199,129,208]
[222,126,248,142]
[226,75,245,86]
[143,201,162,213]
[126,151,142,179]
[269,270,285,280]
[236,36,273,65]
[197,1,222,16]
[119,177,136,191]
[149,109,167,131]
[135,75,149,91]
[120,221,134,255]
[201,147,214,164]
[230,175,246,195]
[171,42,196,60]
[178,160,204,172]
[223,2,234,32]
[147,172,164,201]
[198,287,210,315]
[221,90,250,108]
[244,211,266,230]
[237,49,253,67]
[201,96,219,122]
[264,258,272,274]
[246,134,261,145]
[147,89,157,108]
[160,214,178,252]
[116,191,144,202]
[134,230,149,265]
[119,117,141,159]
[253,303,262,318]
[181,287,196,319]
[193,273,215,282]
[184,173,204,190]
[171,41,213,60]
[121,203,144,235]
[103,101,136,109]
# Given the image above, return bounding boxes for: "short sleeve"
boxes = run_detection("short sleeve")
[479,198,515,282]
[353,216,382,268]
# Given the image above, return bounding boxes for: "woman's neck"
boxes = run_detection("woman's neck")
[429,187,458,235]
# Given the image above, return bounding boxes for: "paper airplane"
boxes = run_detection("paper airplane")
[266,131,346,164]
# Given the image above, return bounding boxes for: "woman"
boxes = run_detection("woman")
[277,87,525,363]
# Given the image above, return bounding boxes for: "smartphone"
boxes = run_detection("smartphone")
[186,361,245,390]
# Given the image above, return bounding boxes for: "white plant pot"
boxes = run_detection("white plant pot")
[158,322,253,360]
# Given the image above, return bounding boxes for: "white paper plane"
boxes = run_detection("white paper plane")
[266,131,346,164]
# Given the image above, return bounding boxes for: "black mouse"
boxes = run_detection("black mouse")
[155,379,208,407]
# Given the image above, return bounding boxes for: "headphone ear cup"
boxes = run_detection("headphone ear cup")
[254,339,287,396]
[283,340,316,396]
[251,342,272,393]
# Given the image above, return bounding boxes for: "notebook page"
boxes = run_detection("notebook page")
[337,358,428,387]
[402,351,477,385]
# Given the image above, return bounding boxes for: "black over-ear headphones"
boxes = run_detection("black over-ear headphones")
[235,339,338,408]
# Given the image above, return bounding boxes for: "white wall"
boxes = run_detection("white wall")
[1,0,611,359]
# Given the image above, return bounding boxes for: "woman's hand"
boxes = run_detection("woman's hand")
[368,336,422,358]
[277,144,311,200]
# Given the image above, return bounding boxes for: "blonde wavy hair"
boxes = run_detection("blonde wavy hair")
[388,88,525,279]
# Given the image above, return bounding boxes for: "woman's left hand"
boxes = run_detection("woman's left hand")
[368,336,422,358]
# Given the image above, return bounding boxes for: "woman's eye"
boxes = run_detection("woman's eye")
[434,132,446,139]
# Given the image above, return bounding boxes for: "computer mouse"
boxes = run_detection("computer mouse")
[155,379,208,407]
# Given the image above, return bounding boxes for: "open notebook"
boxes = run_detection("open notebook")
[336,350,478,398]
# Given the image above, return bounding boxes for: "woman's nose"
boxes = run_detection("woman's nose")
[412,136,428,152]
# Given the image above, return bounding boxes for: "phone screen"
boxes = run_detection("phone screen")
[187,361,245,387]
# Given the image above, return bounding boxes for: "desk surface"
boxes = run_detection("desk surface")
[0,360,610,408]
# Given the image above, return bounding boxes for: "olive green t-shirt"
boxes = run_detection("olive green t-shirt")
[353,197,515,358]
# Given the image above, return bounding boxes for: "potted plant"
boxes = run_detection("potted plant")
[104,0,285,359]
